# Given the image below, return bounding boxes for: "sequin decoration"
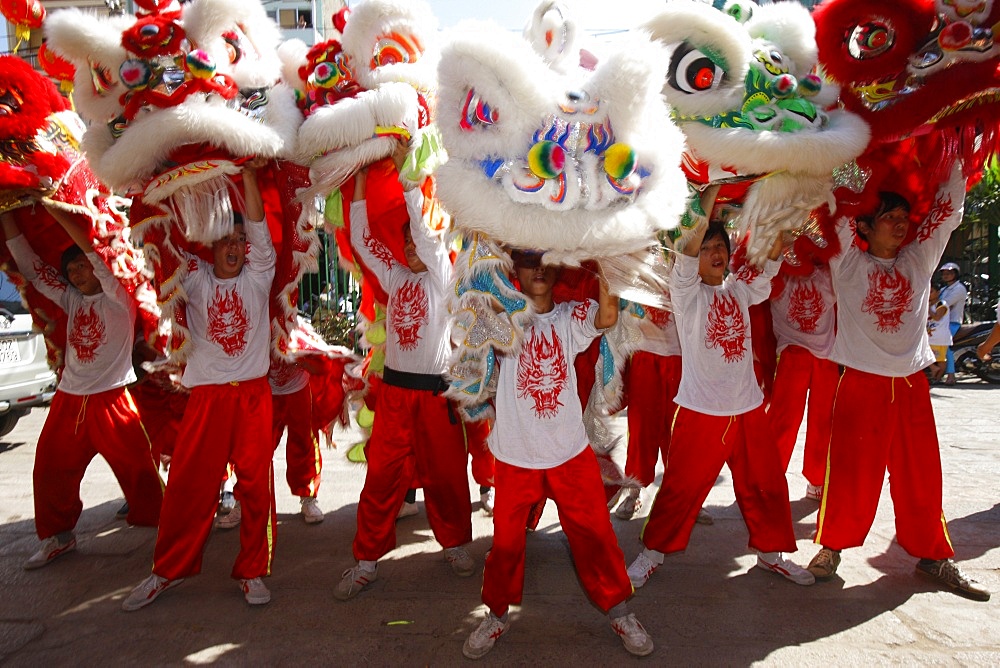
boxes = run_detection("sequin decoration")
[832,159,871,194]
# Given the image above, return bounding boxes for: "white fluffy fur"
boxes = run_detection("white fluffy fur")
[45,9,134,124]
[523,1,579,73]
[744,2,817,79]
[183,0,283,90]
[295,83,418,164]
[435,21,688,262]
[277,39,310,96]
[90,87,302,191]
[643,2,751,118]
[340,0,439,93]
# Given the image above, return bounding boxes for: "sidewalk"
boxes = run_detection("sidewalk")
[0,380,998,665]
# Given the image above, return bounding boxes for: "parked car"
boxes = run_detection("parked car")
[0,274,57,437]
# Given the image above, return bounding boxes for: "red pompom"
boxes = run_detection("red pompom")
[332,7,350,34]
[121,13,186,58]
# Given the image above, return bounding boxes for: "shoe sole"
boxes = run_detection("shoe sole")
[807,567,839,582]
[915,568,991,602]
[303,515,324,524]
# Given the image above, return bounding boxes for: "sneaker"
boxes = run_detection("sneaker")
[807,547,841,580]
[916,559,991,602]
[115,501,130,520]
[396,501,418,520]
[626,552,659,588]
[218,490,236,515]
[300,497,324,524]
[805,484,823,501]
[695,507,715,525]
[463,612,509,659]
[480,488,495,517]
[756,551,815,585]
[334,564,377,601]
[614,490,642,520]
[122,573,183,611]
[240,577,271,605]
[23,534,76,570]
[611,613,654,657]
[445,546,476,577]
[215,501,241,529]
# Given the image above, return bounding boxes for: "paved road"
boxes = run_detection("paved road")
[1,378,998,665]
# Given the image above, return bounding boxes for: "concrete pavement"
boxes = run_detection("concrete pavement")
[0,378,998,665]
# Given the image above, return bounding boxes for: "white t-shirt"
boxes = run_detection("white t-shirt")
[770,266,836,358]
[671,253,779,416]
[7,236,137,395]
[828,169,965,377]
[489,300,601,469]
[268,360,310,396]
[635,305,682,357]
[938,280,967,324]
[181,218,276,387]
[927,300,952,346]
[349,190,452,375]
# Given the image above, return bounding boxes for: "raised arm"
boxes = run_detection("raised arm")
[679,184,721,257]
[594,271,618,330]
[1,212,66,303]
[43,202,93,253]
[241,159,276,275]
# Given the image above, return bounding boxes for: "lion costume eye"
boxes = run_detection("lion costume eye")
[668,43,726,94]
[847,21,895,60]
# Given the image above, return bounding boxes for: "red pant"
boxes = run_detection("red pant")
[153,378,276,580]
[624,353,681,486]
[33,388,162,539]
[466,418,495,487]
[815,369,954,559]
[768,346,839,486]
[353,383,472,560]
[642,405,796,554]
[272,385,322,498]
[129,380,189,463]
[483,448,633,616]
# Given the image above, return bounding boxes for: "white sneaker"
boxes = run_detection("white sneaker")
[445,546,476,577]
[240,577,271,605]
[463,612,509,659]
[805,483,823,501]
[334,564,377,601]
[614,489,642,520]
[626,552,660,588]
[215,501,241,529]
[480,488,495,516]
[396,501,418,520]
[122,573,184,611]
[23,534,76,570]
[218,490,236,514]
[611,612,654,656]
[756,551,816,585]
[300,497,324,524]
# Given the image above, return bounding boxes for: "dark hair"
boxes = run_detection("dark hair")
[856,191,910,241]
[703,222,731,258]
[60,245,86,280]
[233,211,245,227]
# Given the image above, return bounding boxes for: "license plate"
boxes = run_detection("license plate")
[0,338,21,364]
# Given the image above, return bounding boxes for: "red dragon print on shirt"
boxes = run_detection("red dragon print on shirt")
[207,285,251,356]
[68,304,106,363]
[705,292,747,363]
[516,325,569,419]
[787,280,825,333]
[647,306,672,329]
[572,300,592,323]
[862,268,913,333]
[916,192,954,244]
[364,227,396,270]
[391,280,428,351]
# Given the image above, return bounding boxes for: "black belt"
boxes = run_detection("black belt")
[382,367,449,393]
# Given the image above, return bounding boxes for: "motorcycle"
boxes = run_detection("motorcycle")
[952,321,1000,384]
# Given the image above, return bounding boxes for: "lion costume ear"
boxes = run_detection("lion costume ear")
[45,9,132,124]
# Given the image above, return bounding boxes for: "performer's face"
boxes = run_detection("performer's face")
[402,225,427,273]
[516,263,559,299]
[65,254,102,295]
[698,233,729,286]
[212,223,248,279]
[862,207,909,257]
